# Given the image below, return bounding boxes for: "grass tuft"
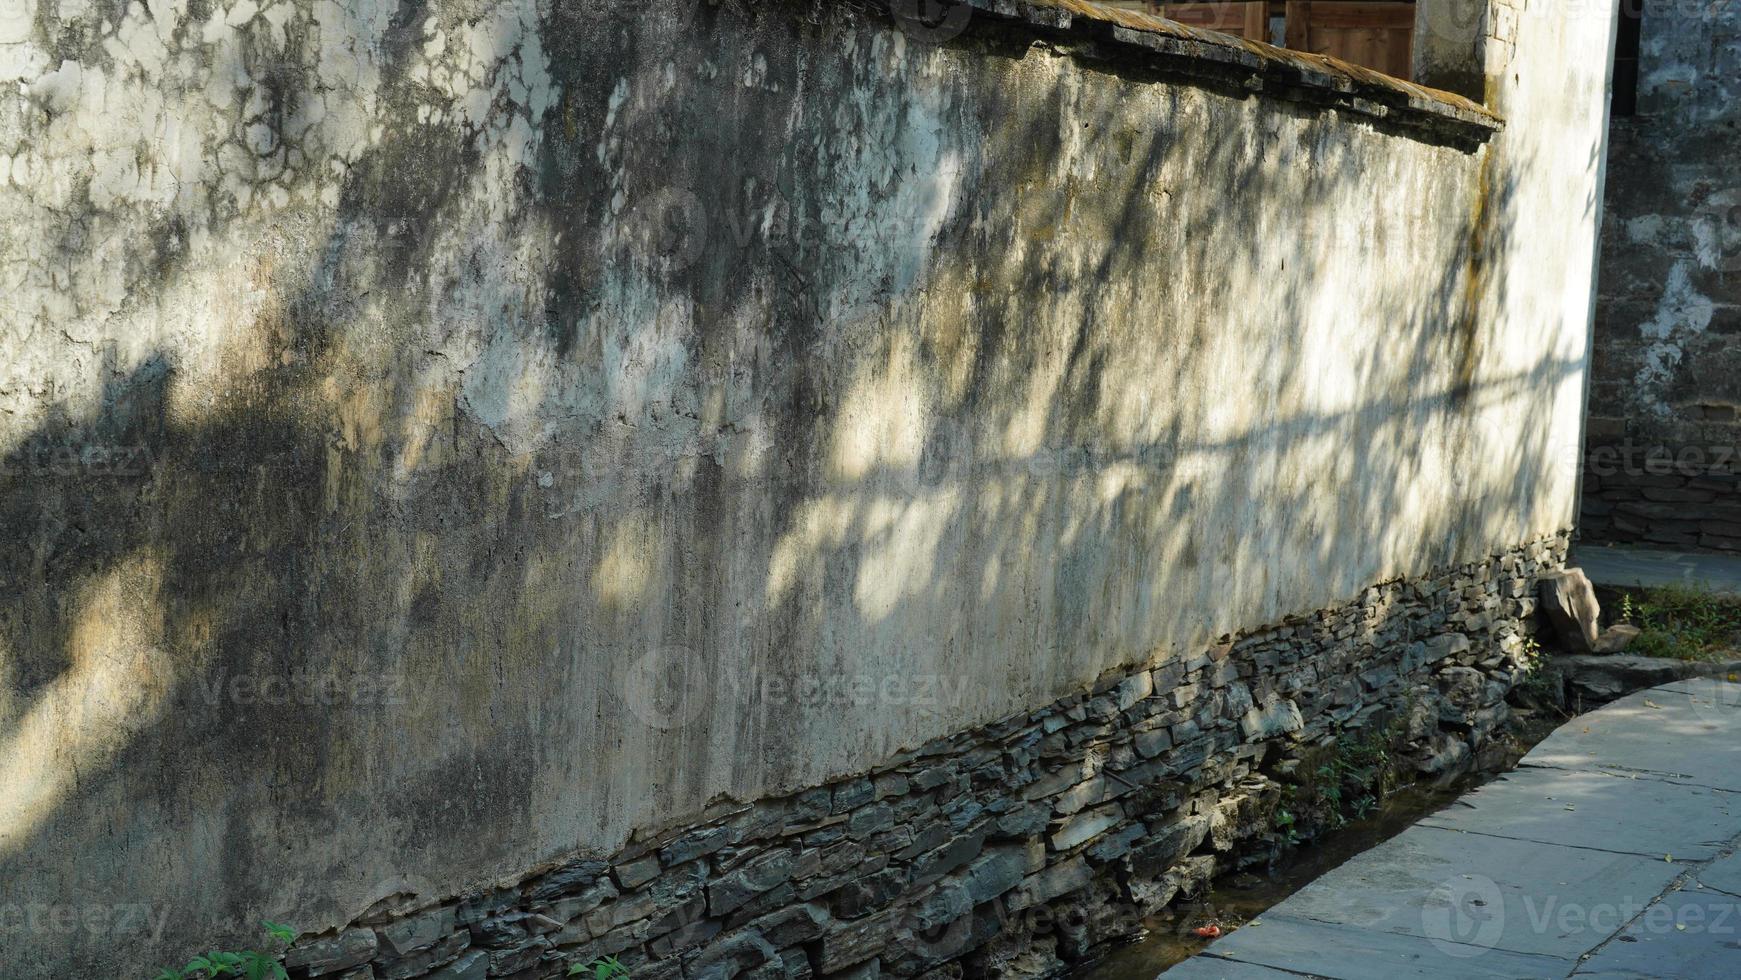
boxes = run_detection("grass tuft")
[1618,585,1741,662]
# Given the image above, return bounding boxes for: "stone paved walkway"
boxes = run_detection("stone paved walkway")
[1156,680,1741,979]
[1573,543,1741,595]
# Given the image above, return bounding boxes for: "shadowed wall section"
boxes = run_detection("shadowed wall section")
[0,0,1610,973]
[1581,0,1741,553]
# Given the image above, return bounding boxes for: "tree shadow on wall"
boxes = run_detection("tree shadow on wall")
[0,0,1590,974]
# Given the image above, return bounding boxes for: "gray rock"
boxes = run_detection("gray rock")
[909,828,988,885]
[484,936,549,975]
[376,930,470,980]
[1009,857,1093,910]
[1134,728,1173,758]
[958,843,1040,905]
[662,826,733,866]
[1420,631,1472,665]
[374,906,456,958]
[1127,814,1210,877]
[1593,623,1642,653]
[827,868,906,919]
[284,929,378,975]
[817,908,900,972]
[1114,671,1153,710]
[1557,654,1713,702]
[1085,822,1147,863]
[709,851,799,916]
[1050,805,1123,852]
[423,949,487,980]
[847,803,894,839]
[548,880,619,925]
[529,859,611,902]
[1539,569,1601,652]
[745,903,831,948]
[832,779,876,814]
[1238,697,1303,740]
[991,804,1048,839]
[686,929,778,980]
[614,855,662,889]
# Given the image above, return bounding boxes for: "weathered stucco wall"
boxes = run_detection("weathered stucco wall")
[0,0,1609,974]
[1581,0,1741,551]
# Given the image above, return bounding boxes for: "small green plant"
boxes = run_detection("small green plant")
[1618,585,1741,662]
[1273,803,1300,845]
[1303,724,1400,829]
[1517,635,1543,674]
[152,922,294,980]
[569,956,632,980]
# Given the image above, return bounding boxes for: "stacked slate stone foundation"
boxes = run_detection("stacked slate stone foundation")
[281,534,1567,980]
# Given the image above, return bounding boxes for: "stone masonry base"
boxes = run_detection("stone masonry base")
[277,534,1569,980]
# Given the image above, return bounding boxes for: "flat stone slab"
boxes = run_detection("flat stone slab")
[1692,849,1741,900]
[1189,912,1571,980]
[1154,954,1308,979]
[1418,767,1739,861]
[1523,686,1741,793]
[1573,545,1741,595]
[1279,826,1681,960]
[1159,682,1741,980]
[1570,884,1741,979]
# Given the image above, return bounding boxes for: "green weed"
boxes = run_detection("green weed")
[1617,585,1741,662]
[569,956,632,980]
[151,922,294,980]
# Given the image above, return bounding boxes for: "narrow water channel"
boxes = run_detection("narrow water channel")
[1079,712,1565,979]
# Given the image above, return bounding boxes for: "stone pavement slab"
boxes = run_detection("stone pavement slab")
[1152,954,1304,980]
[1279,826,1681,959]
[1692,849,1741,899]
[1569,884,1741,979]
[1184,912,1571,980]
[1573,545,1741,595]
[1418,767,1738,860]
[1157,681,1741,980]
[1522,687,1741,793]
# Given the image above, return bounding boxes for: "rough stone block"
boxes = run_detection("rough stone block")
[1539,569,1602,652]
[1594,623,1642,654]
[709,851,798,916]
[285,929,378,976]
[374,906,456,958]
[1238,697,1303,740]
[1050,804,1122,852]
[423,949,487,980]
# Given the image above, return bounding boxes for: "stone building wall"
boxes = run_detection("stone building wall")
[0,0,1614,975]
[276,535,1565,980]
[1581,0,1741,552]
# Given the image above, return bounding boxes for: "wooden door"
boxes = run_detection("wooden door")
[1284,2,1415,79]
[1160,2,1270,43]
